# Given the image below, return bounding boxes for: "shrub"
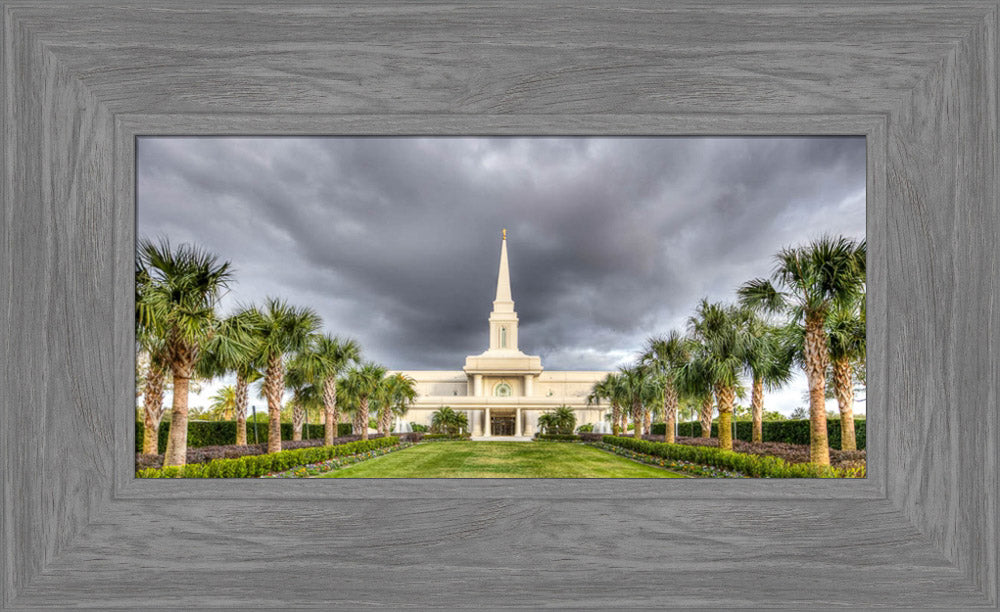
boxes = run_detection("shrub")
[135,436,399,478]
[410,423,429,433]
[535,434,581,442]
[422,433,472,441]
[651,419,866,450]
[600,436,864,478]
[537,406,577,435]
[135,420,354,453]
[576,424,594,433]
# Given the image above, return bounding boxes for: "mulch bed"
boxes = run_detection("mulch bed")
[642,434,866,469]
[135,432,424,471]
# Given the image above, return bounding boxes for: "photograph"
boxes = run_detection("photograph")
[136,136,866,478]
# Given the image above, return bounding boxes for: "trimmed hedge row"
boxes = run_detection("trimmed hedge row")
[650,419,866,450]
[136,436,399,478]
[422,433,472,441]
[535,434,582,442]
[135,420,353,453]
[601,436,865,478]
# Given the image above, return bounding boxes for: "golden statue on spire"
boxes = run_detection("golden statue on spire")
[502,228,507,240]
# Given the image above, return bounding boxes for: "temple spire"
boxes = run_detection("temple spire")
[493,230,513,307]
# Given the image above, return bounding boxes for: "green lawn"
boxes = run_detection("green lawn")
[317,441,688,478]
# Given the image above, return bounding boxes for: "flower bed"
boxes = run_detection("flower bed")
[264,442,413,478]
[601,436,865,478]
[135,437,401,478]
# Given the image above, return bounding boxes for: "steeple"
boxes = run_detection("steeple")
[485,230,518,351]
[464,229,542,379]
[493,229,514,311]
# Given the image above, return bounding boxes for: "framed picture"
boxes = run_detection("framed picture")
[2,2,996,609]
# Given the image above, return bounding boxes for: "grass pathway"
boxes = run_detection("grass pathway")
[317,441,688,478]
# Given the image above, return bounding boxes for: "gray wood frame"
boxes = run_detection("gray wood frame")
[2,1,997,609]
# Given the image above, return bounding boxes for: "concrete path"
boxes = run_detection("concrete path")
[469,436,534,442]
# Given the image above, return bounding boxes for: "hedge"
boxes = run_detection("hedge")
[135,420,354,453]
[135,436,399,478]
[534,434,582,442]
[421,433,472,441]
[650,419,866,450]
[601,436,864,478]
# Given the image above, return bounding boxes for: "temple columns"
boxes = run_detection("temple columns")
[515,408,522,436]
[483,407,491,437]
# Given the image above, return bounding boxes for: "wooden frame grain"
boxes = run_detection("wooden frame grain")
[2,2,997,609]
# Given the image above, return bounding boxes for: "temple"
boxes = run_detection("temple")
[394,231,611,437]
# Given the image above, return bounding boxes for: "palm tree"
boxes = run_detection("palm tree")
[137,237,233,467]
[616,365,661,440]
[198,306,265,446]
[826,297,866,450]
[135,260,171,455]
[208,386,237,420]
[641,331,689,443]
[739,313,795,443]
[340,362,387,440]
[687,300,751,451]
[430,406,468,434]
[311,335,361,445]
[587,373,622,435]
[739,235,866,465]
[255,298,322,453]
[378,373,417,435]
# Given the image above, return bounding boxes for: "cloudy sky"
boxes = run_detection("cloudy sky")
[138,136,866,415]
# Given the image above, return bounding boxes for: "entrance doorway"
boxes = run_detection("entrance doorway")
[491,415,516,436]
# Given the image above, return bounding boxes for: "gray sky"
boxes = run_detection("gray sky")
[138,136,865,414]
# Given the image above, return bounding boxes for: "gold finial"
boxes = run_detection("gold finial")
[502,228,507,240]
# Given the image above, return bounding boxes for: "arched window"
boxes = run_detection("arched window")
[494,382,512,397]
[500,326,507,348]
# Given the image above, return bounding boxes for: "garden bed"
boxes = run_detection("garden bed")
[641,434,866,470]
[135,432,423,471]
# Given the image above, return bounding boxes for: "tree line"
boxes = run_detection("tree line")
[587,235,865,466]
[136,237,416,467]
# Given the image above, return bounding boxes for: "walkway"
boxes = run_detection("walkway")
[469,435,534,442]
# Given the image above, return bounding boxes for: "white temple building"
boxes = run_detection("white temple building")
[393,230,611,437]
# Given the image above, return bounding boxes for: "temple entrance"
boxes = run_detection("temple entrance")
[491,414,516,436]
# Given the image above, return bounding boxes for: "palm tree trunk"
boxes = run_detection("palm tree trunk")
[632,401,642,440]
[699,396,713,438]
[643,408,652,436]
[163,372,191,467]
[141,362,166,455]
[664,384,677,444]
[751,376,764,444]
[833,357,857,450]
[804,314,831,465]
[292,405,305,441]
[611,404,620,435]
[265,353,285,454]
[235,374,249,446]
[715,385,736,451]
[379,406,392,436]
[359,396,370,440]
[323,377,338,446]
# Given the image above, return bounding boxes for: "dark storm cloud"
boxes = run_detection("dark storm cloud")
[138,136,865,374]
